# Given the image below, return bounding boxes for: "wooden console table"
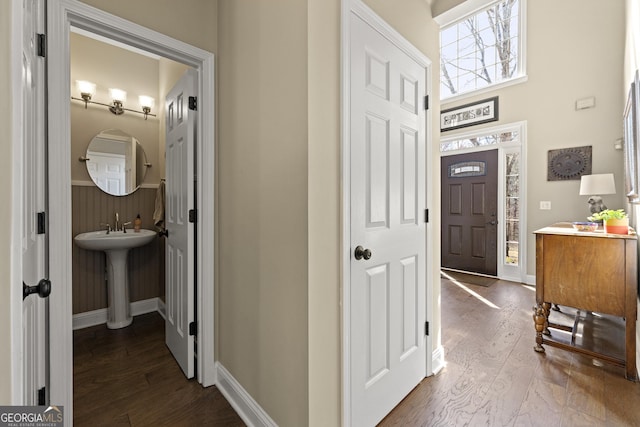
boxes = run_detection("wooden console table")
[533,222,638,381]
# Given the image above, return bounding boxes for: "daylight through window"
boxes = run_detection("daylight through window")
[440,0,523,98]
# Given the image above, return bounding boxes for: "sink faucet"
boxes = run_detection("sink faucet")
[115,212,119,232]
[100,223,112,234]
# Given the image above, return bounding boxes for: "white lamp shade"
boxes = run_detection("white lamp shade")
[579,173,616,195]
[139,95,155,109]
[109,88,127,102]
[76,80,96,96]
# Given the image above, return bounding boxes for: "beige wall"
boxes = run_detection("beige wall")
[217,1,309,425]
[0,0,13,404]
[439,0,626,278]
[307,1,341,424]
[79,0,217,54]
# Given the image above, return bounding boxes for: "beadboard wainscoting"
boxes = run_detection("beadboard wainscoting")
[72,184,165,315]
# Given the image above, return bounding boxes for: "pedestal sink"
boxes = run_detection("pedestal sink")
[74,229,157,329]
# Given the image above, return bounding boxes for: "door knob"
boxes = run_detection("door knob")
[486,220,498,226]
[354,245,372,260]
[159,229,169,238]
[23,278,51,300]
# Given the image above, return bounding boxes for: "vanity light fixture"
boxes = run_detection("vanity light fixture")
[139,95,155,120]
[76,80,96,108]
[71,81,157,119]
[109,88,126,115]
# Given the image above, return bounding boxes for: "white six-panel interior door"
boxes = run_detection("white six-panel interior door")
[165,69,197,379]
[348,7,429,426]
[21,0,47,406]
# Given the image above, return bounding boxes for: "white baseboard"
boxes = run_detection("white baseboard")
[432,345,445,375]
[157,298,166,319]
[72,297,162,330]
[526,274,536,286]
[216,362,277,427]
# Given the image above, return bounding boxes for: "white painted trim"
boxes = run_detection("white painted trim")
[216,363,277,427]
[157,298,166,319]
[525,274,536,286]
[72,297,162,330]
[441,75,528,106]
[431,345,446,375]
[434,0,502,26]
[341,0,434,425]
[47,1,216,421]
[71,180,162,189]
[10,0,24,405]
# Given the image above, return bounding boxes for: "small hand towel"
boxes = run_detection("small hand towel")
[153,180,165,229]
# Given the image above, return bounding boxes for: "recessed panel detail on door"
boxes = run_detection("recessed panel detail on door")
[400,75,418,114]
[471,226,487,258]
[401,127,418,224]
[366,113,390,229]
[472,183,486,215]
[366,264,390,387]
[448,184,463,215]
[365,50,389,100]
[400,255,418,358]
[448,225,463,255]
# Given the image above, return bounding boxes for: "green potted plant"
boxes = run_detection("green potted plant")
[588,209,629,234]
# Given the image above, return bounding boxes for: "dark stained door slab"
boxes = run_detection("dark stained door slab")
[441,150,498,275]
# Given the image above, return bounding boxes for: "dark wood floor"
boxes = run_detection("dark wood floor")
[73,313,245,426]
[74,275,640,426]
[380,274,640,426]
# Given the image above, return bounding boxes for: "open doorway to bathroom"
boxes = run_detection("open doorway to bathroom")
[45,0,216,418]
[69,29,207,421]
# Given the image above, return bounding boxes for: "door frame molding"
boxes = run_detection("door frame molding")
[340,0,434,424]
[45,0,215,416]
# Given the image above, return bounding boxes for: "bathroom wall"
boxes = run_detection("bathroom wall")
[72,186,164,313]
[71,32,165,315]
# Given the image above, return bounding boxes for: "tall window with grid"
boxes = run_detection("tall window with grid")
[440,0,524,98]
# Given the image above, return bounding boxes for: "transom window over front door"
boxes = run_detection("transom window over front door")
[440,0,526,99]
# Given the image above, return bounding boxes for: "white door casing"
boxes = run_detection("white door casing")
[45,1,216,419]
[21,0,48,406]
[165,69,196,378]
[348,6,430,426]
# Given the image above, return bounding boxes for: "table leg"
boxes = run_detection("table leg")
[533,304,546,353]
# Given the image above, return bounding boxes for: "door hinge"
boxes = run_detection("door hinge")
[37,212,46,234]
[37,34,46,57]
[189,321,197,336]
[424,95,429,110]
[188,209,197,223]
[37,387,46,405]
[424,209,429,223]
[425,321,429,336]
[188,96,197,111]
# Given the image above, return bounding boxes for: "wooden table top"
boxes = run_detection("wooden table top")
[534,222,637,240]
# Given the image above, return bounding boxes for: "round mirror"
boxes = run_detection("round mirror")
[85,129,149,196]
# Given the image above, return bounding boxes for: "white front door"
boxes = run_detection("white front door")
[349,12,427,426]
[165,69,196,378]
[22,0,48,406]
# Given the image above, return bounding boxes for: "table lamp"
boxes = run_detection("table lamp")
[579,173,616,214]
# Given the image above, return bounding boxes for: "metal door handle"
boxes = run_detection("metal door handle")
[486,220,498,226]
[159,229,169,238]
[354,245,372,260]
[23,278,51,300]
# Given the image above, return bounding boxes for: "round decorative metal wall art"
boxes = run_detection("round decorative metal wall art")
[547,146,592,181]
